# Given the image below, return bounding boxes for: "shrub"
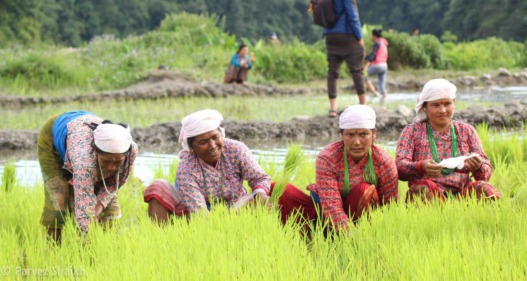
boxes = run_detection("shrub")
[255,38,327,83]
[417,34,447,69]
[444,37,525,70]
[157,12,233,48]
[0,53,79,88]
[384,31,430,69]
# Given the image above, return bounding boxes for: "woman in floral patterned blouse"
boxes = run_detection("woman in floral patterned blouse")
[395,79,500,202]
[144,109,271,222]
[38,111,138,243]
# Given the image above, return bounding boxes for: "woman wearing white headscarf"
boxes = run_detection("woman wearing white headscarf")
[38,111,138,243]
[278,105,398,232]
[144,109,271,222]
[396,79,500,202]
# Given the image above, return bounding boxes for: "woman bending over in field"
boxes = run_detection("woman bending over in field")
[396,79,500,202]
[144,109,279,222]
[277,105,399,233]
[38,111,138,244]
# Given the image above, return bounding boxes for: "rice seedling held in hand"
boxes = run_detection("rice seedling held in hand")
[1,160,16,193]
[270,143,305,204]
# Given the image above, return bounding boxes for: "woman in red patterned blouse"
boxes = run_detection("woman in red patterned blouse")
[396,79,500,202]
[278,105,398,232]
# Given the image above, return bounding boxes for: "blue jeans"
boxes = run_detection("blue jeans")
[367,63,388,94]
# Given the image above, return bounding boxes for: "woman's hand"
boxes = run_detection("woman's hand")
[240,58,248,67]
[94,201,104,217]
[252,193,272,208]
[464,154,483,171]
[421,159,443,178]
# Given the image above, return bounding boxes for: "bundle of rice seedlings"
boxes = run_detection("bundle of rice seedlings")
[270,144,304,203]
[1,160,16,192]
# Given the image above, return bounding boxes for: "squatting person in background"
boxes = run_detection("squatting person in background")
[277,105,399,233]
[223,44,256,84]
[38,111,138,243]
[396,79,501,201]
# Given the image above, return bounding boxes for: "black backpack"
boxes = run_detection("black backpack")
[310,0,341,28]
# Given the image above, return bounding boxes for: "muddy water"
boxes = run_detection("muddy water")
[1,86,526,186]
[0,146,324,188]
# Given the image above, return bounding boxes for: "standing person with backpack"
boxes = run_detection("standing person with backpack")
[312,0,366,117]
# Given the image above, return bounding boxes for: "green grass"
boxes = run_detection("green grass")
[0,95,502,130]
[1,129,527,280]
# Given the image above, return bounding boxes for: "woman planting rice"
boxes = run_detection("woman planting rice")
[396,79,501,201]
[278,105,399,232]
[144,109,273,222]
[38,111,138,243]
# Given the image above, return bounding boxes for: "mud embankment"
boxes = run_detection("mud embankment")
[2,102,527,152]
[1,68,527,108]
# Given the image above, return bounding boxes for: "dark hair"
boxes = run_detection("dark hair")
[101,119,129,129]
[89,120,129,130]
[372,29,383,38]
[236,44,247,54]
[187,136,196,150]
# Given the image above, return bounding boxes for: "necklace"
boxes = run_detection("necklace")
[199,155,225,204]
[98,158,119,196]
[426,122,458,175]
[343,147,377,197]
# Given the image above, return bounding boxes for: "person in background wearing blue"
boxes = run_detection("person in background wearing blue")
[224,44,256,84]
[325,0,366,117]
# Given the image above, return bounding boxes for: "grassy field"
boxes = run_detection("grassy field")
[0,94,498,130]
[1,126,527,280]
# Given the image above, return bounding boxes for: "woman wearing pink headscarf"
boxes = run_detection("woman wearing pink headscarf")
[144,109,271,222]
[38,111,138,243]
[396,79,500,202]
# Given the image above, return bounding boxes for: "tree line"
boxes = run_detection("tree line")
[0,0,525,47]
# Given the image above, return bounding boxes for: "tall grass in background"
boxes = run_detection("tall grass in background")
[1,131,527,280]
[0,13,525,96]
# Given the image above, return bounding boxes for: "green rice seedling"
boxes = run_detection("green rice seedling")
[3,132,527,280]
[270,144,304,203]
[1,160,16,193]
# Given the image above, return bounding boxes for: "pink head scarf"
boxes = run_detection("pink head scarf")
[414,79,457,123]
[178,109,225,152]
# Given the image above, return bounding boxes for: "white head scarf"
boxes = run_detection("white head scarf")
[93,124,133,153]
[179,109,225,152]
[339,105,376,129]
[414,78,457,123]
